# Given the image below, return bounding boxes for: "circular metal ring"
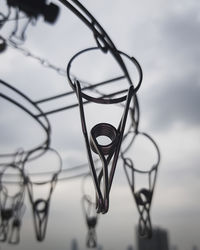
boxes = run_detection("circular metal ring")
[34,199,47,213]
[135,188,152,205]
[90,123,118,155]
[121,131,161,173]
[60,0,135,90]
[23,147,62,185]
[67,47,143,104]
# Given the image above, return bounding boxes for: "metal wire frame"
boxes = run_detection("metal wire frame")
[0,1,33,46]
[121,94,140,154]
[35,75,128,117]
[66,44,142,214]
[58,0,144,214]
[0,163,25,243]
[59,0,143,94]
[76,80,135,214]
[95,93,140,197]
[121,129,161,238]
[1,160,99,184]
[0,39,134,115]
[81,174,99,248]
[7,201,26,244]
[22,147,62,241]
[82,194,98,248]
[67,54,142,213]
[0,0,160,229]
[8,9,36,45]
[0,75,139,182]
[1,0,60,45]
[0,42,142,114]
[67,47,143,104]
[0,79,51,164]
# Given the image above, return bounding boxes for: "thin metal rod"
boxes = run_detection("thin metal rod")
[36,100,89,117]
[35,75,125,104]
[36,88,128,117]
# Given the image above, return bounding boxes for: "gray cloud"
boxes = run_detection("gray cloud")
[141,4,200,130]
[144,73,200,130]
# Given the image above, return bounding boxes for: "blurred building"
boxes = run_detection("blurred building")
[137,227,169,250]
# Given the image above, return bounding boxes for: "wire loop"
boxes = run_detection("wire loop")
[122,130,160,238]
[22,147,62,241]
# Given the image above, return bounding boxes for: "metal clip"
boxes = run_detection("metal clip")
[76,80,134,213]
[82,195,98,248]
[122,132,160,238]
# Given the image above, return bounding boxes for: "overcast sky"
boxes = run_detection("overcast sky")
[0,0,200,250]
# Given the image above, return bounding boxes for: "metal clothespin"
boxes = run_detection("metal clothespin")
[82,195,98,248]
[76,80,134,213]
[122,132,160,238]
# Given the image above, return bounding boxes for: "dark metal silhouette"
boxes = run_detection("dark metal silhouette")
[81,174,99,248]
[0,163,25,243]
[0,36,7,53]
[4,0,60,44]
[122,129,160,238]
[23,148,62,241]
[8,201,26,244]
[0,0,161,244]
[120,90,160,238]
[82,195,98,248]
[0,79,51,164]
[58,0,143,213]
[67,47,142,104]
[59,0,141,91]
[76,80,134,214]
[72,52,142,213]
[67,48,142,213]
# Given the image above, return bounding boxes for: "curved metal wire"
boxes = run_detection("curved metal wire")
[76,79,135,213]
[81,173,99,248]
[0,35,7,53]
[0,163,25,243]
[82,194,98,248]
[22,147,62,241]
[67,47,143,104]
[8,202,26,244]
[121,128,161,238]
[58,0,144,214]
[59,0,139,93]
[0,1,161,241]
[2,0,60,45]
[0,79,51,164]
